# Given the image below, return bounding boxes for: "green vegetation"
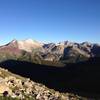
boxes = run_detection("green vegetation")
[17,50,64,67]
[0,96,19,100]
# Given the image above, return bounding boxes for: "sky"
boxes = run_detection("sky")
[0,0,100,45]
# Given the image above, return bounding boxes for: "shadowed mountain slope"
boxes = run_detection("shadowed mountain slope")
[0,57,100,98]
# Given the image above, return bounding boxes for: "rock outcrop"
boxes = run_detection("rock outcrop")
[0,67,87,100]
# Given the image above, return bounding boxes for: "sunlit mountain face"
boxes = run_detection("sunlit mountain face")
[0,39,100,65]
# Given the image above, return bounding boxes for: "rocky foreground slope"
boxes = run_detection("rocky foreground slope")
[0,67,87,100]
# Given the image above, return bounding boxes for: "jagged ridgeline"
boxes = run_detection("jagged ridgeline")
[0,39,100,66]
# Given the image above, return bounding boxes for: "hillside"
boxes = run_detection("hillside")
[0,67,86,100]
[0,39,100,99]
[0,57,100,99]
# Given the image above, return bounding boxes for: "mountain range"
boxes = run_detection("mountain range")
[0,39,100,65]
[0,39,100,99]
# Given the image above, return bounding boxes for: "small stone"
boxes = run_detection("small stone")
[3,91,8,97]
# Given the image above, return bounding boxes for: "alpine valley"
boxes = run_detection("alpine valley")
[0,39,100,99]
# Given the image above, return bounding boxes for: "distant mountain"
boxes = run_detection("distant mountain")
[0,39,100,64]
[17,39,43,52]
[0,40,23,61]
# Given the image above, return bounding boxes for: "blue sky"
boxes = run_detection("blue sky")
[0,0,100,45]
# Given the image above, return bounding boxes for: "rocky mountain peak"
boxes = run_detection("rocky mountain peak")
[23,39,38,44]
[4,39,18,48]
[10,39,17,43]
[17,39,43,52]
